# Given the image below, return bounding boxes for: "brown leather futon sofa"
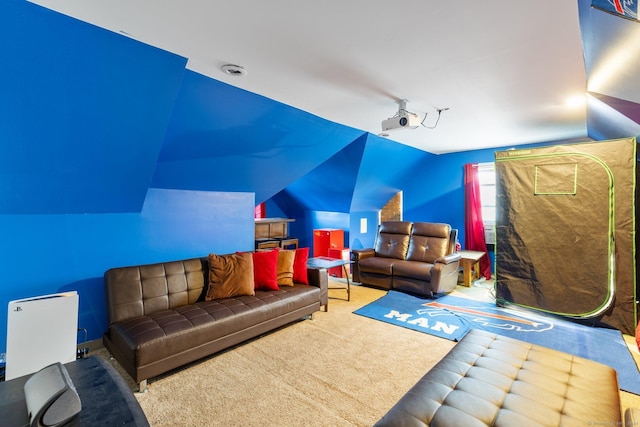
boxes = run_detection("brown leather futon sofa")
[351,221,461,297]
[103,253,328,391]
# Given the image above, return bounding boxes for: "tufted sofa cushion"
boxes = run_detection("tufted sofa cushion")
[375,329,621,426]
[105,258,205,325]
[108,286,320,367]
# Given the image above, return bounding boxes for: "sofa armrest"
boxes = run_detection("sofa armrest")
[434,252,462,265]
[307,266,329,311]
[351,248,375,260]
[430,253,461,294]
[350,249,375,283]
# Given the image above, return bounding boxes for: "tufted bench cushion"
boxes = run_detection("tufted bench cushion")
[375,329,622,426]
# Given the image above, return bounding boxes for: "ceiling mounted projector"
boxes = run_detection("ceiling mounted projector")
[381,112,421,132]
[381,99,422,132]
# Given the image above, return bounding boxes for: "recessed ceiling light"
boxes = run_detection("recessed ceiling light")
[220,64,247,77]
[565,94,586,108]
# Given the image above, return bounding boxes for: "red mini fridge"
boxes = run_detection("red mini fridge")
[327,247,350,278]
[313,229,344,257]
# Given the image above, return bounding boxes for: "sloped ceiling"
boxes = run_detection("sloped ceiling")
[4,1,640,216]
[271,134,368,213]
[151,70,365,204]
[579,0,640,139]
[581,2,640,103]
[29,0,590,154]
[0,2,187,214]
[587,94,640,140]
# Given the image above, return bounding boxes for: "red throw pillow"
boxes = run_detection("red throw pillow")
[240,250,279,291]
[293,247,309,285]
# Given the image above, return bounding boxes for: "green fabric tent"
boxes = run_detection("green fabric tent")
[495,138,637,335]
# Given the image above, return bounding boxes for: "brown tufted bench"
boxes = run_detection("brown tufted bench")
[375,329,623,426]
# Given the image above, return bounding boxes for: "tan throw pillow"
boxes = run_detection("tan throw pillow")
[276,249,295,286]
[206,252,255,300]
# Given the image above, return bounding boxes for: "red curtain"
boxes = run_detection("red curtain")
[463,163,492,279]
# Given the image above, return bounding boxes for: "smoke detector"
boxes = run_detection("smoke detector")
[220,64,247,77]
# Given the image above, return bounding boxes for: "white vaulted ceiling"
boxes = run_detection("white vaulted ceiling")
[27,1,637,153]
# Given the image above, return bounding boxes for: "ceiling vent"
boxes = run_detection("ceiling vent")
[220,64,247,77]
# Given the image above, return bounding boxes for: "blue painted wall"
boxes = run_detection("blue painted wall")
[342,139,592,252]
[152,70,365,202]
[0,2,384,352]
[2,0,639,356]
[0,189,254,354]
[280,136,591,262]
[274,133,505,251]
[1,2,187,214]
[0,3,256,353]
[349,211,380,250]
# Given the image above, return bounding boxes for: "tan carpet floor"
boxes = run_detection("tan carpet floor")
[95,278,640,426]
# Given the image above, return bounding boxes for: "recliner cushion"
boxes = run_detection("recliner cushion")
[406,235,449,263]
[358,256,395,275]
[411,222,450,238]
[392,260,434,281]
[378,221,413,235]
[373,221,412,260]
[407,223,451,263]
[375,233,410,260]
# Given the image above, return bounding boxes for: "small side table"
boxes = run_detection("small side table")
[307,257,352,306]
[458,250,486,287]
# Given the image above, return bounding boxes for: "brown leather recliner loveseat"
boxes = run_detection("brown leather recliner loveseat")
[351,221,461,297]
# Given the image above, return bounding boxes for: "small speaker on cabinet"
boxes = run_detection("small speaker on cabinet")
[23,362,81,427]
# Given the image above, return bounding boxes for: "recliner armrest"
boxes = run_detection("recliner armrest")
[351,248,375,261]
[434,253,462,264]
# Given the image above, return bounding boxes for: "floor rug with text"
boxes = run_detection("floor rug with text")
[354,290,640,395]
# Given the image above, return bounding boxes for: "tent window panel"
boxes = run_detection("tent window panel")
[534,163,578,195]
